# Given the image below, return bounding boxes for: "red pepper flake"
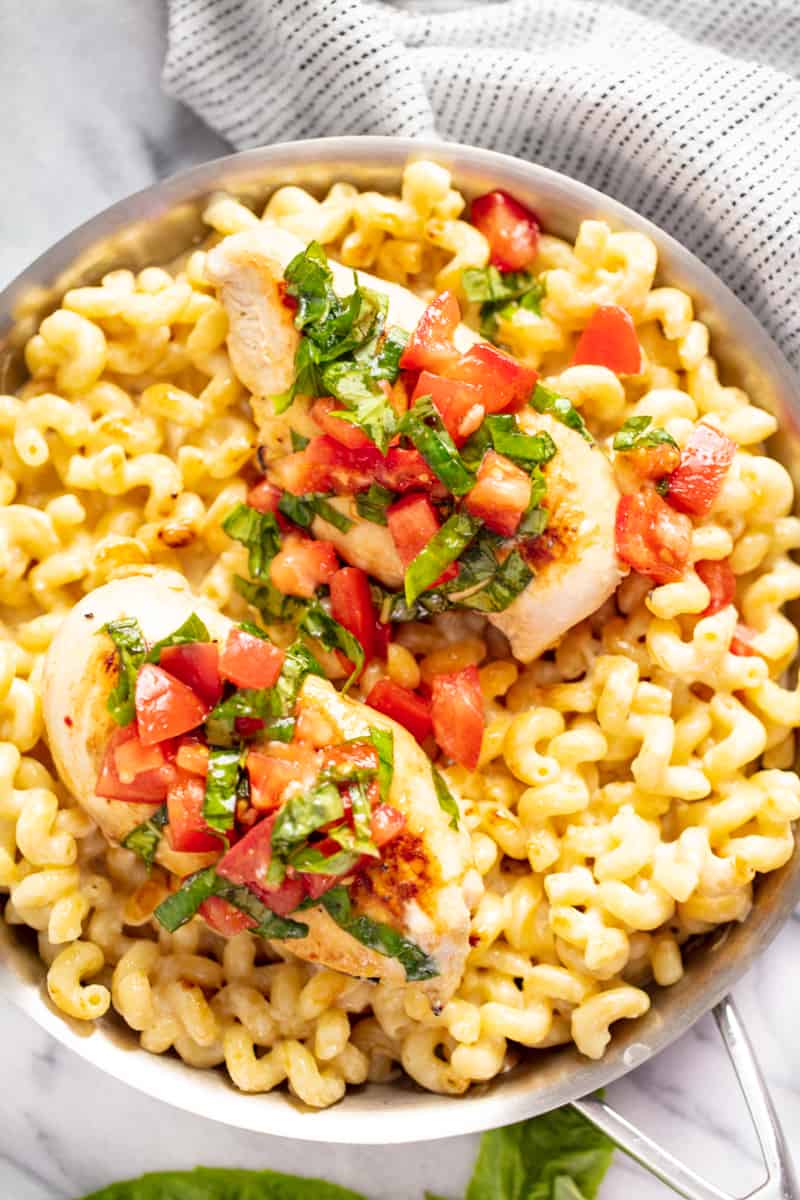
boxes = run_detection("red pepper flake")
[63,716,73,727]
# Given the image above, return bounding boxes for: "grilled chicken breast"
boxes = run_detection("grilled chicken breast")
[42,572,475,1001]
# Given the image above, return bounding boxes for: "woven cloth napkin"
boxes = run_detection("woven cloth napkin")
[163,0,800,370]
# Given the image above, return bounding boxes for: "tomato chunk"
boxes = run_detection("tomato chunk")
[269,532,339,598]
[134,664,210,746]
[96,726,176,802]
[376,445,445,495]
[220,628,285,689]
[311,397,374,450]
[572,306,642,374]
[665,423,736,518]
[370,803,406,847]
[431,666,485,770]
[365,679,433,743]
[217,816,306,916]
[446,343,538,413]
[199,896,256,936]
[621,441,682,482]
[247,745,320,812]
[399,291,462,374]
[465,450,532,537]
[387,493,458,586]
[412,371,485,445]
[330,567,376,663]
[695,558,736,616]
[166,772,221,853]
[175,739,209,776]
[615,489,692,584]
[470,190,540,272]
[246,479,283,514]
[159,642,223,708]
[319,741,380,780]
[272,435,383,496]
[731,623,759,656]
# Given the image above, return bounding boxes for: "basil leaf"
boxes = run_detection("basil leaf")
[290,428,310,451]
[206,688,292,745]
[203,746,242,833]
[465,1103,614,1200]
[78,1166,366,1200]
[369,727,394,802]
[102,618,147,726]
[485,415,557,466]
[288,843,361,876]
[460,421,492,471]
[531,384,593,444]
[432,768,460,829]
[355,482,394,525]
[284,240,338,329]
[223,503,282,578]
[399,396,475,496]
[234,575,305,624]
[154,867,309,939]
[613,414,679,453]
[121,804,168,870]
[318,887,439,982]
[404,512,481,606]
[371,326,408,380]
[278,492,354,533]
[345,778,378,853]
[299,602,365,692]
[459,549,533,613]
[271,782,344,856]
[275,639,326,707]
[553,1178,588,1200]
[144,613,211,664]
[325,363,397,454]
[463,266,546,344]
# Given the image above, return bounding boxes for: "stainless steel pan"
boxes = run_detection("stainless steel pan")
[0,137,797,1199]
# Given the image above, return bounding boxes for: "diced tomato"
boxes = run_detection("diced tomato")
[622,441,682,482]
[446,343,538,413]
[311,397,374,450]
[319,741,380,779]
[277,280,298,313]
[412,371,485,445]
[235,716,265,737]
[386,494,454,581]
[220,628,285,689]
[365,679,433,743]
[370,803,406,848]
[695,559,736,616]
[114,735,166,784]
[166,772,221,853]
[665,423,736,518]
[465,450,532,537]
[302,871,344,902]
[399,291,462,374]
[134,664,210,747]
[176,739,209,776]
[217,816,306,916]
[731,623,759,656]
[471,190,540,272]
[159,642,223,708]
[615,489,692,584]
[246,479,283,514]
[272,435,383,496]
[330,567,376,664]
[199,896,256,936]
[96,726,177,802]
[376,445,444,495]
[269,532,339,598]
[431,666,485,770]
[247,744,320,812]
[572,306,642,375]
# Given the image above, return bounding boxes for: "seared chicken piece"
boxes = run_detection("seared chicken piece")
[42,572,475,1002]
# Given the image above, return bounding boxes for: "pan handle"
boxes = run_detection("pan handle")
[572,996,799,1200]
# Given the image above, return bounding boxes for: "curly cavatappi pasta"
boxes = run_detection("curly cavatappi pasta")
[2,159,799,1108]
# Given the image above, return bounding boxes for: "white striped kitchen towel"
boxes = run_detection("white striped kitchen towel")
[163,0,800,369]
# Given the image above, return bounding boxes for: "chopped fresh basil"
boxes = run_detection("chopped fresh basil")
[460,421,492,472]
[144,613,211,664]
[613,413,679,453]
[288,843,361,876]
[284,240,338,330]
[234,575,305,624]
[121,804,168,870]
[369,727,394,802]
[656,475,671,496]
[346,778,379,854]
[327,367,398,454]
[459,549,533,612]
[102,617,147,726]
[222,503,282,578]
[485,414,557,466]
[517,503,549,539]
[299,602,365,692]
[271,782,344,857]
[404,512,481,606]
[462,265,546,342]
[274,639,326,708]
[278,492,354,533]
[206,688,293,745]
[531,383,593,444]
[399,396,475,496]
[203,746,242,833]
[237,620,268,640]
[290,428,310,451]
[355,482,393,525]
[432,768,460,829]
[370,326,408,379]
[154,867,308,939]
[318,886,439,982]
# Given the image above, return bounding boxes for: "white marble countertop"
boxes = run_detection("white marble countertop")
[1,3,798,1197]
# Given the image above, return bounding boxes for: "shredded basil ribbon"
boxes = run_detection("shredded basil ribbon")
[299,602,364,692]
[154,868,309,939]
[288,844,361,876]
[369,727,394,802]
[290,428,310,451]
[278,492,354,534]
[202,746,242,833]
[222,503,282,579]
[102,618,147,726]
[317,886,439,982]
[530,384,593,444]
[205,640,324,746]
[462,265,546,342]
[613,414,678,452]
[144,613,211,664]
[355,482,393,525]
[484,414,557,467]
[233,575,305,625]
[121,805,168,869]
[404,512,481,606]
[398,396,475,497]
[269,782,344,886]
[432,768,460,829]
